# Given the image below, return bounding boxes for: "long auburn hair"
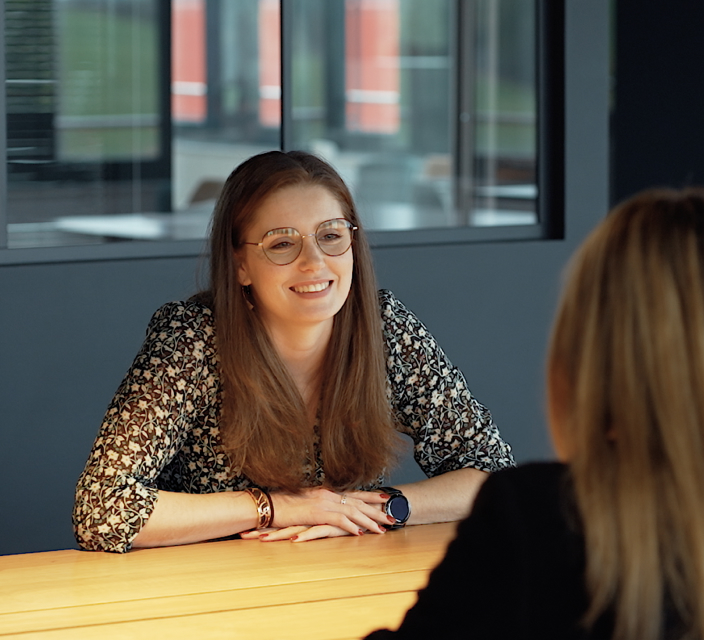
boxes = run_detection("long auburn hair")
[204,150,399,492]
[548,188,704,639]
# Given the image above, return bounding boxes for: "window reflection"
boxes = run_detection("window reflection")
[170,0,279,234]
[286,0,537,231]
[6,0,166,248]
[3,0,538,249]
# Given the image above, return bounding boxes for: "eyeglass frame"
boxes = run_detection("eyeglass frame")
[242,218,358,266]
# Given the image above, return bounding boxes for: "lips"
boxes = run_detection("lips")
[290,281,331,293]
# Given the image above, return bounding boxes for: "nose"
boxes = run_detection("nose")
[297,233,325,267]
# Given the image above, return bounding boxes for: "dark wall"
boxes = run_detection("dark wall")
[612,0,704,204]
[0,258,200,554]
[0,1,610,555]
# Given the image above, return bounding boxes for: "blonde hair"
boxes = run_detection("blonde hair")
[548,188,704,640]
[202,151,399,493]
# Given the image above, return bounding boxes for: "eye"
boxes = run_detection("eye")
[319,231,344,243]
[268,239,296,252]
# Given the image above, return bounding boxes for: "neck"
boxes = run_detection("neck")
[265,317,333,414]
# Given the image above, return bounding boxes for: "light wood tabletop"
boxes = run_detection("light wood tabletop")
[0,522,457,639]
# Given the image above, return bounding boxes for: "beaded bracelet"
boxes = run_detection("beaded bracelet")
[245,487,274,529]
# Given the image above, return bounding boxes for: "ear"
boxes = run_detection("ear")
[235,250,252,286]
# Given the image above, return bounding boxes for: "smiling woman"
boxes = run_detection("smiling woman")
[237,185,355,340]
[72,150,515,553]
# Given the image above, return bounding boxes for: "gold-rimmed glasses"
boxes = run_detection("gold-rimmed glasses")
[243,218,357,266]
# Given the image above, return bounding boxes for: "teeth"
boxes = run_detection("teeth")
[292,281,330,293]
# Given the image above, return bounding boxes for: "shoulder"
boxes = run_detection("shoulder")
[456,462,581,585]
[484,461,569,487]
[378,289,409,317]
[469,462,576,534]
[477,462,570,504]
[377,289,429,334]
[142,300,217,363]
[147,299,215,335]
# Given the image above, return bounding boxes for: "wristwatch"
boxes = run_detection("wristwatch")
[380,486,411,529]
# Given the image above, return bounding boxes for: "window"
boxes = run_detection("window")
[0,0,562,254]
[285,0,547,239]
[4,0,170,249]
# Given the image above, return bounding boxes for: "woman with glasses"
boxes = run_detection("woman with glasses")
[73,150,514,553]
[366,188,704,639]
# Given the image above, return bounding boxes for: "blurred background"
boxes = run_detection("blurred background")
[6,0,537,248]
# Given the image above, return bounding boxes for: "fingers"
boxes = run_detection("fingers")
[259,524,359,542]
[333,494,393,534]
[318,491,387,535]
[244,524,358,542]
[258,525,310,541]
[338,502,389,535]
[290,525,352,542]
[345,490,389,505]
[339,491,394,531]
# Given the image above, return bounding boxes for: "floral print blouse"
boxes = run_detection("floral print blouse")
[73,290,514,552]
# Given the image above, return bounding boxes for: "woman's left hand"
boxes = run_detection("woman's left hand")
[240,524,352,542]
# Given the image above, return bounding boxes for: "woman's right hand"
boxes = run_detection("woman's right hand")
[264,487,393,537]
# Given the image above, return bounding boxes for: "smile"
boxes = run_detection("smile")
[290,281,331,293]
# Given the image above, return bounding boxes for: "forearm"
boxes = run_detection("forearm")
[132,490,259,548]
[396,467,488,525]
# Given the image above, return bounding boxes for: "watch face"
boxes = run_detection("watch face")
[387,495,410,523]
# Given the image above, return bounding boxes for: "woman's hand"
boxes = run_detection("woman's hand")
[240,524,350,542]
[240,487,394,541]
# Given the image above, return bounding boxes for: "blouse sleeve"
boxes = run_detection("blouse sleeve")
[72,301,218,553]
[380,290,514,476]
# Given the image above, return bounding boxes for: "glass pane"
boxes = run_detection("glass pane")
[171,0,280,237]
[471,0,536,227]
[5,0,166,248]
[4,0,281,249]
[3,0,538,250]
[289,0,537,232]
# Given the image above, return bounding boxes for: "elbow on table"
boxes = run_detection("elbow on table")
[72,508,134,553]
[72,487,150,553]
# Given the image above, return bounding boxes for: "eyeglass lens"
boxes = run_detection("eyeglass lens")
[261,219,354,265]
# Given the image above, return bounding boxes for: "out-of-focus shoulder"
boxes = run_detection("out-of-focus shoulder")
[490,461,567,480]
[477,462,573,516]
[483,462,568,491]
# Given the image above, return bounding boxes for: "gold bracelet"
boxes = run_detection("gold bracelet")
[245,487,273,529]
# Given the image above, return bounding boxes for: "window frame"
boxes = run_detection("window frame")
[0,0,564,265]
[0,0,6,251]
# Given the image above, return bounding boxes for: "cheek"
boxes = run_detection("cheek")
[340,254,354,290]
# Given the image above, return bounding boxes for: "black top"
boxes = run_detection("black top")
[366,463,617,640]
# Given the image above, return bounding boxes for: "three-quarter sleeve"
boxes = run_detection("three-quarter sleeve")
[73,301,218,552]
[380,290,515,476]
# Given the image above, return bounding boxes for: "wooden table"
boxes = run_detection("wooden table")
[0,523,456,640]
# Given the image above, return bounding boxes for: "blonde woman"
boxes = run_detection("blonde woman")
[367,188,704,639]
